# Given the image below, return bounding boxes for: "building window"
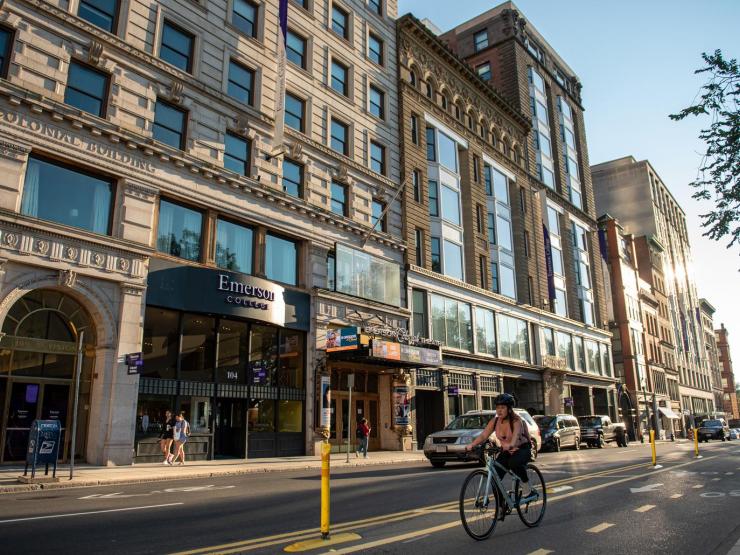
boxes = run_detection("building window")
[153,100,187,150]
[428,180,439,217]
[479,255,487,289]
[412,289,427,338]
[443,240,464,280]
[431,294,472,351]
[371,199,386,231]
[410,114,419,145]
[331,181,347,216]
[474,30,488,52]
[282,159,303,198]
[473,154,480,182]
[476,204,484,233]
[21,156,112,235]
[78,0,119,33]
[215,218,254,273]
[233,0,258,37]
[327,252,336,290]
[426,126,436,161]
[368,0,382,15]
[330,119,349,155]
[487,213,496,244]
[430,237,441,272]
[414,228,423,266]
[265,233,298,285]
[285,93,305,132]
[490,262,499,293]
[157,199,203,261]
[497,314,529,362]
[369,85,385,119]
[286,31,307,68]
[524,230,530,257]
[555,331,573,369]
[425,81,433,99]
[412,169,421,202]
[160,21,194,73]
[370,141,385,174]
[227,60,255,105]
[331,5,349,39]
[437,131,458,172]
[476,62,491,81]
[439,186,460,225]
[224,133,250,175]
[368,32,383,65]
[334,244,401,306]
[64,61,108,117]
[542,327,555,356]
[331,60,349,96]
[475,307,496,355]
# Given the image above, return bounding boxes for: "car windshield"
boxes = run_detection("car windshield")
[535,416,556,428]
[446,416,489,430]
[701,420,723,428]
[579,417,602,427]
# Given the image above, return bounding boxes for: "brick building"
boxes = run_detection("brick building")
[716,324,739,420]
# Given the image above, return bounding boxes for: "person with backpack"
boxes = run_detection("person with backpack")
[172,411,191,465]
[356,418,371,458]
[464,393,534,500]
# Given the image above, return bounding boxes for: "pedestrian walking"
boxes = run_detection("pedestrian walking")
[160,410,176,465]
[356,418,371,458]
[172,411,191,465]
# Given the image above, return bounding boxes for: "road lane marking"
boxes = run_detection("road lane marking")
[0,503,183,524]
[546,485,573,494]
[177,456,719,555]
[693,484,704,489]
[670,494,683,499]
[586,522,615,533]
[726,472,734,475]
[321,521,461,554]
[712,478,721,481]
[634,505,655,513]
[630,484,662,493]
[527,550,553,555]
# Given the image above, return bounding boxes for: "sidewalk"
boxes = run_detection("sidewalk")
[0,450,428,494]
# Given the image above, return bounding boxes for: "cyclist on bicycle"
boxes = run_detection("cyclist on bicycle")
[464,393,533,499]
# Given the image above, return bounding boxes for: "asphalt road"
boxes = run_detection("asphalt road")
[2,440,740,554]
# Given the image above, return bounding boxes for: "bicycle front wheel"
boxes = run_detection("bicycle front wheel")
[516,463,547,527]
[459,469,499,540]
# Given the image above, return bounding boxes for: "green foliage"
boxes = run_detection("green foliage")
[670,50,739,249]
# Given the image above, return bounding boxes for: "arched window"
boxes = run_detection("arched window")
[425,81,433,99]
[409,71,417,87]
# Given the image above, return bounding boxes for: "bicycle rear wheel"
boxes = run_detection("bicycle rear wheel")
[459,469,499,540]
[516,463,547,527]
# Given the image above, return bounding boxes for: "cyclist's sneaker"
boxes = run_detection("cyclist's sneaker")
[520,491,539,503]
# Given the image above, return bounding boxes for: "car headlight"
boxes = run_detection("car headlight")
[424,436,432,446]
[459,435,474,444]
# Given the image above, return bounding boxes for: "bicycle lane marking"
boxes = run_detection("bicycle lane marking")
[317,455,720,555]
[170,458,686,555]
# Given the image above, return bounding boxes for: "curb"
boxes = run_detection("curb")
[0,456,428,494]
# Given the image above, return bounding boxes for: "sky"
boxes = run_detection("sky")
[398,0,740,384]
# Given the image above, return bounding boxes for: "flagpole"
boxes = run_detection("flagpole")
[270,0,289,160]
[360,176,408,249]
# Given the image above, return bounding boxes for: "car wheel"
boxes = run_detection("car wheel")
[554,438,561,452]
[574,437,580,450]
[431,460,446,468]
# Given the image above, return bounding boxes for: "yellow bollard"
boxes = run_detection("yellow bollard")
[694,428,700,458]
[650,430,656,466]
[321,441,331,539]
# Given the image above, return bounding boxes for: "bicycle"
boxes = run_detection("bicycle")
[459,444,547,540]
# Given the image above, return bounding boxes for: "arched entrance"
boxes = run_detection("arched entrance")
[0,289,96,463]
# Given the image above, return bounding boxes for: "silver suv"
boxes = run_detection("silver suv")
[423,409,541,468]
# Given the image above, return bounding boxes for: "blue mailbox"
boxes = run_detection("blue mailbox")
[24,419,62,478]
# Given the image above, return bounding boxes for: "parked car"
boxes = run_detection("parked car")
[423,409,541,468]
[578,415,619,448]
[729,429,739,440]
[698,419,731,442]
[534,414,580,451]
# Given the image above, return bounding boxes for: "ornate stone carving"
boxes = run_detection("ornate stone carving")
[35,240,49,255]
[3,233,18,247]
[58,269,77,288]
[169,81,184,104]
[0,140,32,161]
[334,164,349,183]
[92,252,104,266]
[118,258,130,272]
[65,246,78,260]
[88,40,104,66]
[287,142,303,160]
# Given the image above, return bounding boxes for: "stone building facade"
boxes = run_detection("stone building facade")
[716,324,739,420]
[398,13,615,452]
[592,156,716,430]
[0,0,409,465]
[699,299,724,419]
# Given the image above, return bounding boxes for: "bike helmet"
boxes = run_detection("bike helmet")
[493,393,516,408]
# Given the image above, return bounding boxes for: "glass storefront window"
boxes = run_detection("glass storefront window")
[555,331,573,370]
[265,233,297,286]
[180,314,216,382]
[21,156,113,235]
[542,327,556,356]
[278,330,304,390]
[474,307,496,355]
[574,337,586,372]
[250,325,278,387]
[497,314,529,362]
[431,294,472,351]
[335,243,401,307]
[157,199,203,261]
[136,394,176,436]
[586,340,600,375]
[215,218,253,274]
[278,400,302,432]
[142,307,179,380]
[216,319,248,384]
[248,399,275,432]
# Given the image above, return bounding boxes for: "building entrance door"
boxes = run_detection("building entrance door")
[333,394,379,452]
[414,390,444,448]
[214,399,246,458]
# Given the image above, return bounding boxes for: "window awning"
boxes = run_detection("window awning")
[658,407,680,420]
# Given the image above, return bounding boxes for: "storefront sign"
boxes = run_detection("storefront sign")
[564,397,574,407]
[0,335,79,355]
[542,354,568,371]
[370,339,443,366]
[147,266,309,330]
[125,352,144,375]
[326,327,360,352]
[320,375,331,429]
[393,386,410,426]
[372,340,401,361]
[447,386,460,396]
[363,325,441,348]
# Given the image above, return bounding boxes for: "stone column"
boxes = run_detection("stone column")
[441,370,450,426]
